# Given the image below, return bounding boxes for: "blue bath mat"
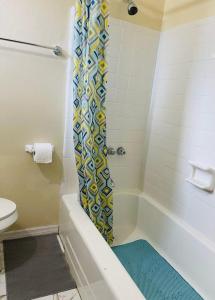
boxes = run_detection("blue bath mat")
[112,240,203,300]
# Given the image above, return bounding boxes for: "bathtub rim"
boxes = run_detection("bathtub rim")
[139,192,215,253]
[60,193,145,300]
[60,191,214,300]
[137,192,215,300]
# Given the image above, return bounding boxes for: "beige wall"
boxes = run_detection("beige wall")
[0,0,164,232]
[6,0,215,231]
[112,0,215,31]
[111,0,165,30]
[162,0,215,30]
[0,0,73,230]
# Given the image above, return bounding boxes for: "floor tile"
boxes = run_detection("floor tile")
[32,295,54,300]
[31,291,81,300]
[57,289,81,300]
[0,273,6,297]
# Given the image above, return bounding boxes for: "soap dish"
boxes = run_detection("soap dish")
[186,161,215,193]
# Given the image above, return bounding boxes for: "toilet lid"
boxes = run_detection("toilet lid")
[0,198,16,221]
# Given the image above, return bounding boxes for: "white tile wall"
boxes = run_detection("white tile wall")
[144,16,215,243]
[63,17,160,193]
[107,18,160,191]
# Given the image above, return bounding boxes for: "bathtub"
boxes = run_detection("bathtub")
[59,192,215,300]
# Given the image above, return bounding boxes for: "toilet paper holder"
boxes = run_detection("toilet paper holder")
[25,144,54,154]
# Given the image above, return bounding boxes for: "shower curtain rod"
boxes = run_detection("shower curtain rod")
[0,37,63,56]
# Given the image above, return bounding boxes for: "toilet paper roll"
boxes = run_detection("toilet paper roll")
[33,143,53,164]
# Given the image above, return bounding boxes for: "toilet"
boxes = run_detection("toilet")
[0,198,18,232]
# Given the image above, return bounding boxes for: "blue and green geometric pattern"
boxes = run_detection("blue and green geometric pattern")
[73,0,113,244]
[113,240,203,300]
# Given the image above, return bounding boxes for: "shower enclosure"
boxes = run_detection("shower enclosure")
[60,5,215,300]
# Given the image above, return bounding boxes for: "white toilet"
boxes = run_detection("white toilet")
[0,198,18,232]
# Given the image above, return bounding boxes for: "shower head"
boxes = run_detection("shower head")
[127,0,138,15]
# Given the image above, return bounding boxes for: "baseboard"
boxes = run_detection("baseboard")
[2,225,59,240]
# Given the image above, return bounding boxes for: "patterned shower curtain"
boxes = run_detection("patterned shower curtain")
[73,0,113,244]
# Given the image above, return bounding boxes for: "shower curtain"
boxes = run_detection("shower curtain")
[73,0,113,244]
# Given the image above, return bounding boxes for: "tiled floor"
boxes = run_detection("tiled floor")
[32,289,81,300]
[0,242,81,300]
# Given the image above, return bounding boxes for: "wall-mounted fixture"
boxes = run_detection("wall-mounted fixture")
[0,37,63,56]
[117,147,126,156]
[25,143,54,164]
[186,161,215,193]
[107,146,126,156]
[127,0,138,15]
[107,147,116,156]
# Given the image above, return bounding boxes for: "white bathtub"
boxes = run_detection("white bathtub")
[59,192,215,300]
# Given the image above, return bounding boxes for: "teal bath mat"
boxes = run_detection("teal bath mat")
[112,240,203,300]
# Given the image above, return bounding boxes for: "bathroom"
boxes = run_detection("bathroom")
[0,0,214,299]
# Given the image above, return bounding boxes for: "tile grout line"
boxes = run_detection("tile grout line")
[31,288,82,300]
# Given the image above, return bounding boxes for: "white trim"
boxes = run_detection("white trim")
[57,234,65,253]
[2,225,59,240]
